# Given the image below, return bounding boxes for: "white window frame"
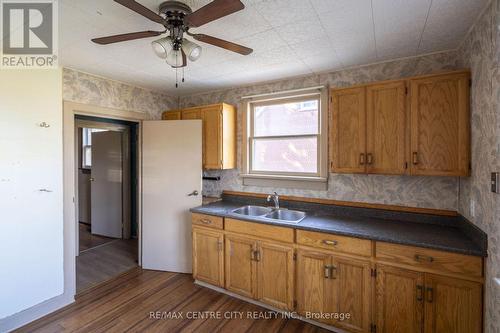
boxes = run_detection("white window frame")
[241,87,328,190]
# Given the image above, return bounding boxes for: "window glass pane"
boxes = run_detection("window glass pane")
[83,146,92,168]
[252,137,317,173]
[253,99,318,136]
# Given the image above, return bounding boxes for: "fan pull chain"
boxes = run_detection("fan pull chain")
[175,67,178,88]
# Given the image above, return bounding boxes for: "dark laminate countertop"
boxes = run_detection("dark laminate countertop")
[190,196,487,257]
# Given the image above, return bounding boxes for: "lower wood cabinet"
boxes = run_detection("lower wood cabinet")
[225,234,257,299]
[375,265,482,333]
[256,240,294,310]
[225,234,294,310]
[192,227,224,287]
[423,274,482,333]
[296,249,372,332]
[191,215,484,333]
[375,265,424,333]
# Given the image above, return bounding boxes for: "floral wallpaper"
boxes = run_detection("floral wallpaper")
[180,51,461,210]
[63,68,176,119]
[456,1,500,332]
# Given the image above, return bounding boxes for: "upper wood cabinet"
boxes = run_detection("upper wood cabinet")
[331,87,366,173]
[162,103,236,170]
[409,72,470,176]
[330,70,470,177]
[162,110,181,120]
[181,108,201,120]
[331,81,407,175]
[366,81,407,174]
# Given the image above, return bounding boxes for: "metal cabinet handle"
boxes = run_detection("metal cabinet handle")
[414,254,434,262]
[359,153,366,165]
[39,122,50,128]
[367,153,373,165]
[188,190,199,196]
[38,189,52,192]
[89,177,95,182]
[199,218,212,225]
[322,240,338,246]
[426,287,434,303]
[217,241,223,252]
[330,266,337,279]
[412,152,419,165]
[251,250,261,262]
[416,285,424,301]
[324,265,331,279]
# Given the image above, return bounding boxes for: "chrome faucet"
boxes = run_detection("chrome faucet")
[267,192,280,209]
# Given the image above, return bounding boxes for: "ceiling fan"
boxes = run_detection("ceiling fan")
[91,0,253,69]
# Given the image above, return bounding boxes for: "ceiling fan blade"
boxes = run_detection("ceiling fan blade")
[114,0,165,24]
[92,30,163,45]
[192,34,253,55]
[185,0,244,27]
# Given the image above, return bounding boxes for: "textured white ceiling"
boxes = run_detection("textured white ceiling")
[59,0,488,95]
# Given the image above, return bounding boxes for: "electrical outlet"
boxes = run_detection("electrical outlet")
[492,172,499,193]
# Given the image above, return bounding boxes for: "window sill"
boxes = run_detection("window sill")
[241,174,328,191]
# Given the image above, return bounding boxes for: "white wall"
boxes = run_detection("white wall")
[0,69,64,319]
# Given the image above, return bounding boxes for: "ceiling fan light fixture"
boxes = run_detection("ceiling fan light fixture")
[182,38,202,61]
[166,49,183,68]
[151,36,172,59]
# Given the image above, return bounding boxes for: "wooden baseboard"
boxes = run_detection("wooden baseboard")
[222,191,458,217]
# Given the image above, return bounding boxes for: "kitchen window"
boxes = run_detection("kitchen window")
[242,88,328,190]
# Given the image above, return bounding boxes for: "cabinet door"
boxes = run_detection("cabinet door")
[366,81,407,174]
[192,227,224,287]
[181,108,201,120]
[296,249,332,323]
[225,235,257,298]
[424,274,482,333]
[202,106,223,169]
[256,241,294,310]
[331,87,366,173]
[163,111,181,120]
[375,265,424,333]
[409,73,470,176]
[331,256,372,332]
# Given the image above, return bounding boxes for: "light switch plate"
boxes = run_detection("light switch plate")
[492,172,500,193]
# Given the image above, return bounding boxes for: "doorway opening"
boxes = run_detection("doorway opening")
[75,115,139,293]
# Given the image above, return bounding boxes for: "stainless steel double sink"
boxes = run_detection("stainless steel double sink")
[231,205,306,223]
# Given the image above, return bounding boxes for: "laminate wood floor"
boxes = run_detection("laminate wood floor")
[77,238,138,292]
[17,268,330,333]
[78,223,115,252]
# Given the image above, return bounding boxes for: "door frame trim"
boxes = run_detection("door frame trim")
[63,101,149,299]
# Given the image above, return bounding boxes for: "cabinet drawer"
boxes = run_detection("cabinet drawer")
[225,218,294,243]
[191,213,223,230]
[296,230,372,257]
[376,242,483,278]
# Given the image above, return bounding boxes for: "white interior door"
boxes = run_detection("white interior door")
[142,120,202,273]
[91,131,123,238]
